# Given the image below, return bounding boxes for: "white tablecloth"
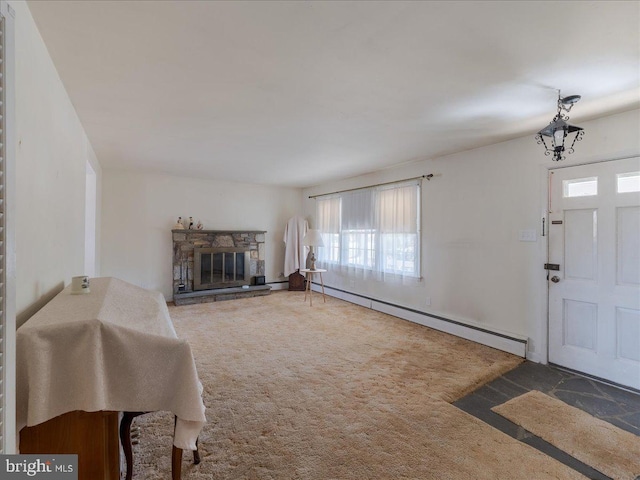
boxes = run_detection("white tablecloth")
[17,277,206,450]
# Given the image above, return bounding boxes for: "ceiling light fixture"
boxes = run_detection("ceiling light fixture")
[536,90,585,161]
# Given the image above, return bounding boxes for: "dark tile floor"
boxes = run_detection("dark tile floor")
[453,361,640,480]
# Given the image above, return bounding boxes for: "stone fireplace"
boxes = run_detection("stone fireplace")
[172,230,270,305]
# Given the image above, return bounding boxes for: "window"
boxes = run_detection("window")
[563,177,598,197]
[617,172,640,193]
[315,180,421,279]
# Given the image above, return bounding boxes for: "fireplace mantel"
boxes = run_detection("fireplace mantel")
[171,230,267,234]
[172,230,267,300]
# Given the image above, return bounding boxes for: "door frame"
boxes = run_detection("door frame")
[0,0,16,453]
[537,155,640,369]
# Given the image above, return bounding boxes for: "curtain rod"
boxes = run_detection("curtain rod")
[308,174,438,199]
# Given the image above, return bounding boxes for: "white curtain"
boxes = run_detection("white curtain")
[376,182,419,279]
[316,196,341,266]
[315,180,420,283]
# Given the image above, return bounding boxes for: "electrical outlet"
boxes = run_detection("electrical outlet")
[425,297,431,306]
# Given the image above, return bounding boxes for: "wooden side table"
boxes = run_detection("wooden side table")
[300,269,327,306]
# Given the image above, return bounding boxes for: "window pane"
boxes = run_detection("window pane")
[381,233,417,275]
[378,185,418,233]
[342,230,375,268]
[563,177,598,197]
[319,233,340,264]
[317,196,341,232]
[342,190,373,230]
[617,172,640,193]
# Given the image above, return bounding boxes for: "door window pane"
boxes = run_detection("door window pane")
[563,177,598,197]
[617,172,640,193]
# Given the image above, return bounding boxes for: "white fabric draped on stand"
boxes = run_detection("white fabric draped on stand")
[283,215,309,277]
[16,277,206,451]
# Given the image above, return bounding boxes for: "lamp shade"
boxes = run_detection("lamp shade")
[303,229,324,247]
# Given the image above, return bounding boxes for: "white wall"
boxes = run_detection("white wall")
[304,109,640,361]
[101,170,303,300]
[84,160,98,277]
[14,1,102,326]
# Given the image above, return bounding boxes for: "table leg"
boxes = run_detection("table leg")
[172,415,201,478]
[303,271,309,303]
[172,446,183,480]
[319,272,326,303]
[121,412,198,480]
[193,438,201,465]
[120,412,146,480]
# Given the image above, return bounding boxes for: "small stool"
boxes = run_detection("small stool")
[300,269,327,306]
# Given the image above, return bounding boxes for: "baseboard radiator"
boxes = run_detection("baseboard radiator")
[309,283,527,358]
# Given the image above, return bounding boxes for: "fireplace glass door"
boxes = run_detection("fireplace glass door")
[194,248,251,290]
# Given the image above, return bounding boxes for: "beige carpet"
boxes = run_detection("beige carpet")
[132,291,587,479]
[492,390,640,480]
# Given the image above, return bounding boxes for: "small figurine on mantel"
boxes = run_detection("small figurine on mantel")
[188,217,194,229]
[196,220,203,230]
[173,217,185,230]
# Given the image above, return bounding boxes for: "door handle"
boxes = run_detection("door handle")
[550,276,560,283]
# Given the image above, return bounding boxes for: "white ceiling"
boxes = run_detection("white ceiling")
[27,0,640,188]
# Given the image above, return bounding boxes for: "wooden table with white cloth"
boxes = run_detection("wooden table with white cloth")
[16,277,206,479]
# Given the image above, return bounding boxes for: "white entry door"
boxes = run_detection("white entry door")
[548,157,640,390]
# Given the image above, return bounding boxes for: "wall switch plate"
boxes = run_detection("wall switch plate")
[425,297,431,306]
[518,229,537,242]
